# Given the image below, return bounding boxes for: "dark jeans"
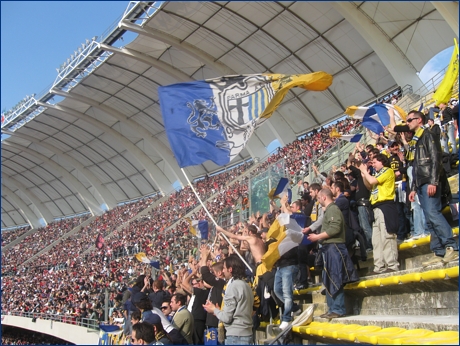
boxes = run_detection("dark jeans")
[417,184,458,256]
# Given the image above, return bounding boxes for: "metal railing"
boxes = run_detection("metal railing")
[397,63,459,113]
[2,311,100,330]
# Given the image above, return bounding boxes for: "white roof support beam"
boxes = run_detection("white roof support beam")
[3,141,102,216]
[37,101,171,195]
[50,89,186,188]
[331,2,424,91]
[265,116,297,148]
[2,184,44,229]
[245,134,269,160]
[431,2,459,38]
[3,130,118,210]
[98,43,193,82]
[119,20,236,76]
[2,174,54,225]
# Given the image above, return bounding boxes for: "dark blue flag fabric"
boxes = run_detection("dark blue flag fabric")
[158,72,333,168]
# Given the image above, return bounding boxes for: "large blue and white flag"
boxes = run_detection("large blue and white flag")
[345,103,406,134]
[159,72,333,168]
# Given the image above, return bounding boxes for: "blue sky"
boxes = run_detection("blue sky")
[1,2,454,124]
[1,1,129,112]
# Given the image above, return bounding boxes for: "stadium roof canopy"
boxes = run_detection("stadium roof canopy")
[1,1,458,229]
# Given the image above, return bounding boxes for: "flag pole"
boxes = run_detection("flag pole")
[181,168,253,273]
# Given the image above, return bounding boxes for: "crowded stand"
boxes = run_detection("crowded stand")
[1,225,31,247]
[2,108,458,344]
[1,216,89,274]
[2,326,72,345]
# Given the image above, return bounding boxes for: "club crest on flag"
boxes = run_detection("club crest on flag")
[159,72,332,168]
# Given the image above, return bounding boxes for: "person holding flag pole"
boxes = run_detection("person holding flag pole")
[158,71,334,274]
[182,170,254,273]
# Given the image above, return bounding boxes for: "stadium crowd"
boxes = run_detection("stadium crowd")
[2,326,72,345]
[0,225,30,247]
[1,107,458,344]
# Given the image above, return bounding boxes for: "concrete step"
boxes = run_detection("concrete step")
[314,314,459,332]
[295,263,459,317]
[290,318,459,345]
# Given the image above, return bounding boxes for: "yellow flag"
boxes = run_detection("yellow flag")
[266,218,285,240]
[186,217,197,236]
[434,38,459,105]
[261,72,333,118]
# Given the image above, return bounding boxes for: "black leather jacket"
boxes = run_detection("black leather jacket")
[411,128,442,189]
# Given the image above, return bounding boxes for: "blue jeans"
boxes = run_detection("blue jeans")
[326,286,346,315]
[412,198,427,237]
[357,205,373,249]
[441,122,458,154]
[225,335,253,345]
[417,184,458,256]
[274,265,299,322]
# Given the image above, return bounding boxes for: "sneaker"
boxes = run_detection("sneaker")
[294,284,305,290]
[404,235,422,242]
[279,321,289,330]
[422,254,443,267]
[442,247,459,264]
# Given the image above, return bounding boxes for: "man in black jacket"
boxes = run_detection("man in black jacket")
[406,111,458,266]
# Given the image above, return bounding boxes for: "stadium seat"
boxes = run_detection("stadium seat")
[322,323,361,339]
[355,327,407,344]
[335,325,382,342]
[420,269,447,281]
[444,266,459,279]
[379,275,402,286]
[292,321,323,335]
[398,273,422,284]
[377,329,434,345]
[400,331,460,345]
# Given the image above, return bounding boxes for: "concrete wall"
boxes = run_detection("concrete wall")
[1,314,100,345]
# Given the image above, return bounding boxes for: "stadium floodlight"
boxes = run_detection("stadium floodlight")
[92,36,98,41]
[67,58,70,64]
[86,39,90,45]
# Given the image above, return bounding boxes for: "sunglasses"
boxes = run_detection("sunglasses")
[406,117,420,123]
[160,306,168,310]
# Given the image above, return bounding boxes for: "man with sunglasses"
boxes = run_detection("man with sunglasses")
[406,111,459,266]
[160,300,173,322]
